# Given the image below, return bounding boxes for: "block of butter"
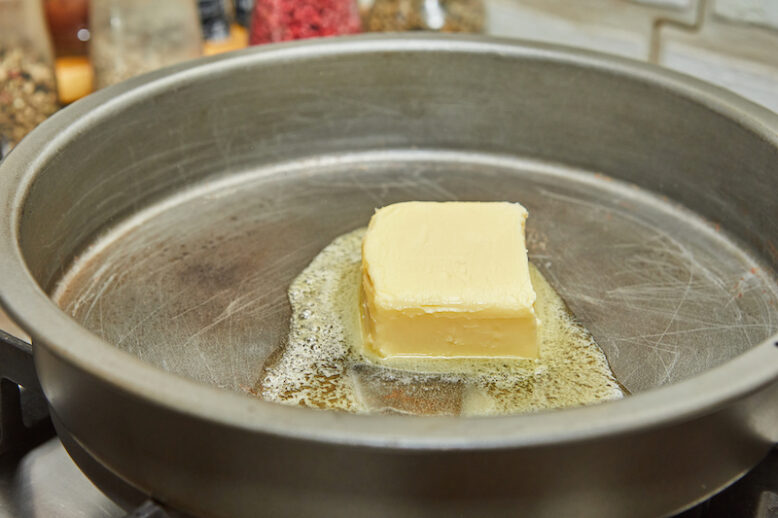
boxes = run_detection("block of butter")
[359,201,540,360]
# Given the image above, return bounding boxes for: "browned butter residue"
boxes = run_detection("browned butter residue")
[259,228,625,416]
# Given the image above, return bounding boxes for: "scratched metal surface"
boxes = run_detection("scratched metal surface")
[52,151,778,394]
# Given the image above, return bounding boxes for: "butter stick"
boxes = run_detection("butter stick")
[359,201,540,359]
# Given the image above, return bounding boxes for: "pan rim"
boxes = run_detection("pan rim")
[1,34,777,450]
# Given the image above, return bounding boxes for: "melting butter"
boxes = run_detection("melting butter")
[258,228,625,416]
[360,201,541,360]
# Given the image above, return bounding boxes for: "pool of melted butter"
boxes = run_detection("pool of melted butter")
[260,228,626,416]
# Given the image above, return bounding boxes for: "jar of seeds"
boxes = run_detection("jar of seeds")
[365,0,485,33]
[90,0,202,89]
[0,0,60,155]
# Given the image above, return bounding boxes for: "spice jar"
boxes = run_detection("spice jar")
[365,0,485,33]
[199,0,232,42]
[0,0,60,154]
[199,0,250,56]
[90,0,202,89]
[44,0,90,57]
[234,0,254,28]
[249,0,362,44]
[44,0,92,105]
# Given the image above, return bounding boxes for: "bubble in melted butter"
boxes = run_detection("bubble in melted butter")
[259,228,625,416]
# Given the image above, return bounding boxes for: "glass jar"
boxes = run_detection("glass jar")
[199,0,232,42]
[233,0,254,28]
[249,0,362,44]
[0,0,60,154]
[90,0,202,89]
[44,0,90,57]
[365,0,485,33]
[44,0,92,105]
[199,0,250,56]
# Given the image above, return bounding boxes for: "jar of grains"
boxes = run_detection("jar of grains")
[365,0,485,33]
[0,0,60,155]
[249,0,362,44]
[90,0,202,89]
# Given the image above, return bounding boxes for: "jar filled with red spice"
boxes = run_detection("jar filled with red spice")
[249,0,361,44]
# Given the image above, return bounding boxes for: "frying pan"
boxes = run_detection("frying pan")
[0,36,777,518]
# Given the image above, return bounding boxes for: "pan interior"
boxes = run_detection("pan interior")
[52,151,778,397]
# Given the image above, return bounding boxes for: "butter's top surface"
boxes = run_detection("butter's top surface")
[361,201,535,315]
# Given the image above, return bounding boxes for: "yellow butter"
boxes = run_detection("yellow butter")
[359,201,540,359]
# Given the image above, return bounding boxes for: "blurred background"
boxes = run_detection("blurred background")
[1,0,776,161]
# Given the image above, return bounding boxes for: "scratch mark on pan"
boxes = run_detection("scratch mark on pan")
[81,272,117,324]
[115,284,195,346]
[651,242,694,373]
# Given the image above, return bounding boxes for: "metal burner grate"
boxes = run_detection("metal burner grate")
[0,331,52,456]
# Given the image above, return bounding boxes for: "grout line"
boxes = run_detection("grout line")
[649,0,708,63]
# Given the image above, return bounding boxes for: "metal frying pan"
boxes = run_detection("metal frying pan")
[0,36,777,518]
